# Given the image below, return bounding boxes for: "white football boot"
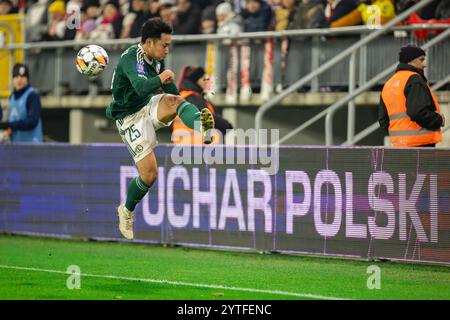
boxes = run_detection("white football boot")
[116,204,134,240]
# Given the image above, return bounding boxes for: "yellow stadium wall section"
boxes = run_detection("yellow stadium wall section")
[0,14,24,98]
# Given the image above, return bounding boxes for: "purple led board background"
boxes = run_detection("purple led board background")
[0,144,449,265]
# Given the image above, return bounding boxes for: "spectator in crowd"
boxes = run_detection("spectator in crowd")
[74,4,98,41]
[216,1,243,103]
[241,0,273,32]
[288,0,327,29]
[416,0,440,20]
[378,45,444,147]
[40,0,66,41]
[325,0,395,28]
[121,3,137,38]
[0,0,13,15]
[85,0,100,19]
[191,0,213,9]
[274,0,297,31]
[173,0,202,34]
[406,0,450,40]
[394,0,445,17]
[215,1,242,97]
[25,0,49,27]
[395,0,416,14]
[62,0,85,40]
[148,0,160,17]
[434,0,450,20]
[89,1,123,40]
[216,1,242,36]
[25,0,50,41]
[201,5,216,34]
[0,63,43,143]
[121,0,151,38]
[119,0,130,15]
[325,0,358,28]
[268,0,282,7]
[158,0,176,26]
[172,65,233,144]
[66,0,83,15]
[358,0,395,26]
[9,0,19,13]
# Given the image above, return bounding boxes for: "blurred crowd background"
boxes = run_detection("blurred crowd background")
[0,0,448,42]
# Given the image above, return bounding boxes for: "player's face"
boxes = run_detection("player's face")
[13,75,28,91]
[146,33,172,60]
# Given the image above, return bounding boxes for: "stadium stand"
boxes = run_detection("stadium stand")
[0,0,449,145]
[1,1,448,41]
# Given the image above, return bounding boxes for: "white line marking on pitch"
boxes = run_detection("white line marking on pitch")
[0,264,349,300]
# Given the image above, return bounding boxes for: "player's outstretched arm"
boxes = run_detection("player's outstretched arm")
[159,68,180,95]
[121,55,163,97]
[159,69,175,84]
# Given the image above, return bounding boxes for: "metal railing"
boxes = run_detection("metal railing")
[253,0,441,143]
[333,27,450,146]
[344,72,450,146]
[5,24,450,50]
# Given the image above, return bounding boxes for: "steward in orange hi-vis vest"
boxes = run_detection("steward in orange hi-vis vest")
[379,45,444,147]
[172,66,233,144]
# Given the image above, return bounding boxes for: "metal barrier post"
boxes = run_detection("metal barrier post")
[311,36,320,92]
[358,36,367,87]
[325,51,357,146]
[54,47,62,97]
[88,79,98,96]
[347,52,357,144]
[425,49,430,79]
[214,39,222,95]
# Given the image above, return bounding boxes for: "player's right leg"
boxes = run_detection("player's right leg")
[154,94,215,144]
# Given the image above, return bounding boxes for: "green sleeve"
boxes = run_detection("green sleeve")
[163,83,180,95]
[159,59,179,95]
[121,53,162,98]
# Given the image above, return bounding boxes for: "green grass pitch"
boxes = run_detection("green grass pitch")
[0,235,449,300]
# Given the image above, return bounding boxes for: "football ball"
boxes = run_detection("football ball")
[76,45,109,77]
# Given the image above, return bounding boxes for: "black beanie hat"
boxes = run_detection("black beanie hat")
[12,63,30,79]
[186,66,206,82]
[399,44,426,63]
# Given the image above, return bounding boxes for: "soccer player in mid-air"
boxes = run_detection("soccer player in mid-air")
[106,17,214,240]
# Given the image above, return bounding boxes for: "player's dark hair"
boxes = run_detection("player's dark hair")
[141,18,173,43]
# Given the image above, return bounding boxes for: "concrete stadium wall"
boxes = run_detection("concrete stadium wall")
[36,104,384,146]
